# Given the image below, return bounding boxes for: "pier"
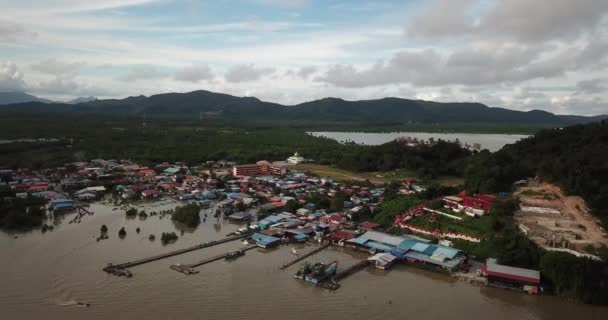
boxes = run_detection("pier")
[170,244,258,275]
[279,243,331,270]
[103,233,251,276]
[332,260,371,282]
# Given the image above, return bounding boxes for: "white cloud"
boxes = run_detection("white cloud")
[225,64,275,83]
[120,65,167,81]
[0,61,26,91]
[173,65,214,83]
[576,78,607,95]
[408,0,608,43]
[253,0,309,8]
[30,58,84,78]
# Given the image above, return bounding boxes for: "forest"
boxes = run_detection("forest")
[464,121,608,226]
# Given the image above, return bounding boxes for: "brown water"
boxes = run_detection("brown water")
[1,202,606,320]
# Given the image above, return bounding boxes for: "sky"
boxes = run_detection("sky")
[1,0,608,115]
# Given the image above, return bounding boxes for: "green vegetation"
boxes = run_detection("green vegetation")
[125,207,138,217]
[118,227,126,238]
[540,252,608,304]
[100,225,108,234]
[465,121,608,227]
[171,204,201,228]
[0,189,46,231]
[160,232,178,245]
[372,196,421,227]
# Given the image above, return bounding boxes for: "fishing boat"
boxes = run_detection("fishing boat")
[294,261,338,284]
[224,250,245,260]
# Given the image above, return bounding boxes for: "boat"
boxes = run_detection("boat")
[224,250,245,260]
[76,302,91,307]
[290,248,298,255]
[294,261,338,284]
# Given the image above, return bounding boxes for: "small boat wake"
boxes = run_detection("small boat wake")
[57,299,91,307]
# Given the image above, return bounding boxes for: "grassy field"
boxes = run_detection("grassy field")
[290,163,464,186]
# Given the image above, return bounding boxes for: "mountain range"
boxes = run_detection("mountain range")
[0,90,605,126]
[0,91,96,105]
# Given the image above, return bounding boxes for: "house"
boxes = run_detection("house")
[250,233,281,248]
[359,221,383,231]
[227,211,252,221]
[368,252,398,270]
[141,189,161,199]
[296,208,310,216]
[76,192,97,201]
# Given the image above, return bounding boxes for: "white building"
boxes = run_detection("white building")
[287,152,305,164]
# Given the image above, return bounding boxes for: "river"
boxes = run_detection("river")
[308,132,531,152]
[1,201,606,320]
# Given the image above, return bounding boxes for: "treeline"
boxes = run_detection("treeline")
[0,188,46,230]
[465,121,608,226]
[333,140,471,178]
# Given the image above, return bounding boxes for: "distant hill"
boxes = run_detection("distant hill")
[0,91,52,105]
[0,89,605,126]
[66,96,97,104]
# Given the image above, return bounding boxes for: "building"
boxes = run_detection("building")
[250,233,281,248]
[287,152,305,164]
[482,258,540,291]
[368,252,398,270]
[142,189,161,199]
[347,231,465,271]
[232,164,260,176]
[232,160,287,176]
[443,193,496,216]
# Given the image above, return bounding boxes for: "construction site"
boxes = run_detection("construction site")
[514,182,608,258]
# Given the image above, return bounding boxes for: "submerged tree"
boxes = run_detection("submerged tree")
[118,227,126,238]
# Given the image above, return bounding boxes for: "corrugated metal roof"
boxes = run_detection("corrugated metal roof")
[485,259,540,283]
[411,242,430,253]
[358,231,407,246]
[432,246,461,259]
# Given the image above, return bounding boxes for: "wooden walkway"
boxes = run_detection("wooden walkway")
[171,244,257,275]
[332,260,371,282]
[279,243,331,270]
[103,233,250,276]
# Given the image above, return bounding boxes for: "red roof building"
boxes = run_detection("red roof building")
[482,259,540,285]
[462,194,496,211]
[141,189,161,198]
[359,221,382,231]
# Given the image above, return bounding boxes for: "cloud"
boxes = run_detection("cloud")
[296,66,317,78]
[120,65,166,81]
[408,0,608,43]
[225,64,275,83]
[0,61,26,91]
[32,76,111,97]
[0,20,37,43]
[316,41,608,88]
[30,58,84,78]
[407,0,476,39]
[173,65,214,83]
[576,78,607,95]
[253,0,309,8]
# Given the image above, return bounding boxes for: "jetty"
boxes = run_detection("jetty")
[103,233,251,276]
[332,260,371,282]
[170,244,257,275]
[279,243,331,270]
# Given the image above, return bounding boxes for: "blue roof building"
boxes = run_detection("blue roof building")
[250,233,281,248]
[347,231,464,271]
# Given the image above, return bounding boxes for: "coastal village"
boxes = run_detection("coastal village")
[1,152,604,296]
